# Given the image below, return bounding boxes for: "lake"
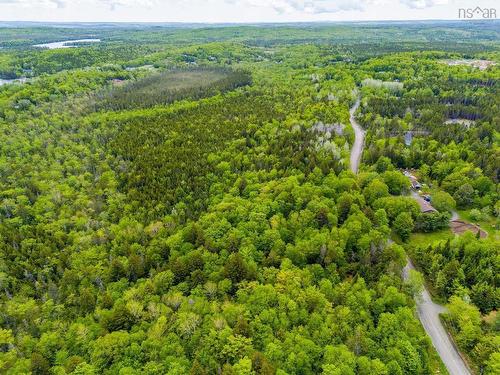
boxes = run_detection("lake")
[33,39,101,49]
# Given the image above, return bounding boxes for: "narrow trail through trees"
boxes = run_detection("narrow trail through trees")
[348,97,472,375]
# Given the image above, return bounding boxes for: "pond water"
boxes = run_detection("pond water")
[33,39,101,49]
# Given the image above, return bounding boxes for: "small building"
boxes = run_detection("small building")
[409,176,421,190]
[416,197,437,214]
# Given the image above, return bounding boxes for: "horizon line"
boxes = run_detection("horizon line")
[0,19,498,25]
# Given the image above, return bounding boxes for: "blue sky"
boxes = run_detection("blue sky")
[0,0,498,22]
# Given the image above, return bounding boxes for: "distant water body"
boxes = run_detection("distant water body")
[33,39,101,49]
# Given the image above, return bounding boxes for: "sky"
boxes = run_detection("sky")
[0,0,498,23]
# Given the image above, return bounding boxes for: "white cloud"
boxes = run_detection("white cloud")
[226,0,369,14]
[100,0,160,10]
[0,0,62,8]
[0,0,160,9]
[0,0,459,19]
[399,0,449,9]
[226,0,454,13]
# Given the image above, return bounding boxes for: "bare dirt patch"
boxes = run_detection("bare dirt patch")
[450,220,487,238]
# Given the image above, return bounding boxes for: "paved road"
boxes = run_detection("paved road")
[403,260,471,375]
[349,97,471,375]
[411,190,425,203]
[349,98,364,174]
[407,185,471,373]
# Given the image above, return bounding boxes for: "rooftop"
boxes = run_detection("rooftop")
[415,197,437,213]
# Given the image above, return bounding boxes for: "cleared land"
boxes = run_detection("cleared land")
[450,220,488,238]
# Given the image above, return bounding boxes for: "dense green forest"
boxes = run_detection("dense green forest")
[0,22,498,374]
[96,68,252,111]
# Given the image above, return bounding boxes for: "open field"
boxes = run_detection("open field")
[408,229,455,248]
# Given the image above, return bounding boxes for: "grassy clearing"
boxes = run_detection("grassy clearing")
[408,228,454,248]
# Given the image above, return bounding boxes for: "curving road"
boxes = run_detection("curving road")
[349,97,364,174]
[403,260,471,375]
[349,97,471,375]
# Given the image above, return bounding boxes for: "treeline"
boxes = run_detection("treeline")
[0,67,132,118]
[0,45,157,78]
[411,234,499,373]
[412,234,498,313]
[96,68,252,111]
